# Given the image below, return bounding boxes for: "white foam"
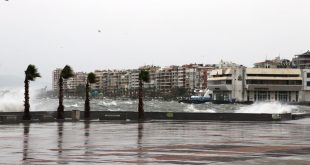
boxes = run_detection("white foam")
[235,102,296,114]
[65,103,79,108]
[184,104,216,113]
[99,100,117,106]
[122,101,133,105]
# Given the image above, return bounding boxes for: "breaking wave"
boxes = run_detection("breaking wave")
[235,102,296,114]
[98,100,118,106]
[0,89,24,112]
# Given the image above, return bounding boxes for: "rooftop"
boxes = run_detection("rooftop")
[295,50,310,57]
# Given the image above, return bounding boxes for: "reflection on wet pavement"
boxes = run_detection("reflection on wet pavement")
[1,119,310,164]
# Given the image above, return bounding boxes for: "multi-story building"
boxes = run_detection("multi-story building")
[156,67,172,92]
[300,69,310,102]
[246,68,301,102]
[208,67,303,102]
[93,70,106,90]
[292,50,310,69]
[52,63,216,95]
[66,72,87,90]
[183,64,214,91]
[53,69,87,92]
[170,66,185,88]
[128,69,140,89]
[254,56,292,68]
[52,68,62,91]
[139,65,159,89]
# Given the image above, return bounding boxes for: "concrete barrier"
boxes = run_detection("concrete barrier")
[99,111,293,121]
[0,111,297,124]
[0,115,19,123]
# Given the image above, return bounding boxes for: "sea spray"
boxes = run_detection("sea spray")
[0,88,40,112]
[235,102,296,114]
[0,89,23,112]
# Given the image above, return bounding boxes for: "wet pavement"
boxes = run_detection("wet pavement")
[1,119,310,164]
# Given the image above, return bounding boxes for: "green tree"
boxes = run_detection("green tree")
[23,65,41,120]
[138,70,150,120]
[84,72,96,119]
[57,65,74,119]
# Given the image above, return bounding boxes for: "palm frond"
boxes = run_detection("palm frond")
[25,64,41,81]
[61,65,74,79]
[139,70,150,82]
[87,72,97,84]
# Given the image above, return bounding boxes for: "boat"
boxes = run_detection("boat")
[178,89,212,104]
[178,96,212,104]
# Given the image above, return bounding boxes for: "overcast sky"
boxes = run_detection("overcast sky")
[0,0,310,88]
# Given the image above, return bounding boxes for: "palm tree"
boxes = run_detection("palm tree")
[138,70,150,120]
[57,65,74,120]
[23,65,41,120]
[84,72,96,119]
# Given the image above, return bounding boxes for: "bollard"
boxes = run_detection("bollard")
[72,110,80,122]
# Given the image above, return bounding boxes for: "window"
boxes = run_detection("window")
[279,91,288,102]
[307,81,310,86]
[307,73,310,78]
[226,80,232,84]
[257,91,267,101]
[296,91,299,102]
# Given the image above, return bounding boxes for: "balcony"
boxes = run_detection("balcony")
[246,84,302,91]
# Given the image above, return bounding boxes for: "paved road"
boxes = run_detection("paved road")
[0,118,310,164]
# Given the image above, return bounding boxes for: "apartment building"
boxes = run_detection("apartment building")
[93,70,106,90]
[52,69,87,91]
[292,50,310,69]
[52,64,216,95]
[52,68,63,91]
[66,72,87,90]
[128,69,139,89]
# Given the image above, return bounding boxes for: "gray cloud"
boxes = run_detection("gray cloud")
[0,0,310,89]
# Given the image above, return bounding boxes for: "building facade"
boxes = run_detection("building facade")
[292,50,310,69]
[53,64,216,96]
[208,67,303,102]
[254,56,292,68]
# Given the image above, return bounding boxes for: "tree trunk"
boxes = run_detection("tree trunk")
[23,77,31,120]
[57,78,64,119]
[138,79,144,120]
[84,81,90,119]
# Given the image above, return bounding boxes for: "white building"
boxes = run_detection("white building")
[300,69,310,102]
[208,67,303,102]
